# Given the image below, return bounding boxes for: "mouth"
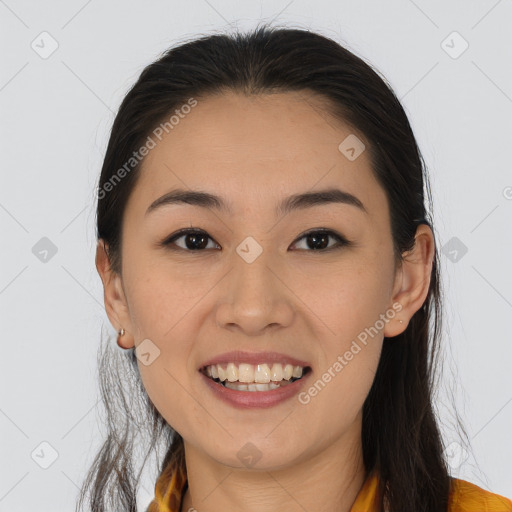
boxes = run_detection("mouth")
[199,362,312,392]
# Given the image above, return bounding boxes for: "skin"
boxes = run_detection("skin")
[96,90,435,512]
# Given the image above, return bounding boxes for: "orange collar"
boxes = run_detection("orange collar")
[146,460,512,512]
[146,461,380,512]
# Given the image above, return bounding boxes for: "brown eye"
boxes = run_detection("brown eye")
[290,229,350,252]
[163,229,219,251]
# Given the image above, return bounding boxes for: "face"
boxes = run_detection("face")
[98,90,429,472]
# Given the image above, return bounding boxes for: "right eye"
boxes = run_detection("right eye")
[161,228,220,251]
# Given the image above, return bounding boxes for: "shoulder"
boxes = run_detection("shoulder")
[449,477,512,512]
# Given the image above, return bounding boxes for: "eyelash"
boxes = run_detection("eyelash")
[160,227,351,253]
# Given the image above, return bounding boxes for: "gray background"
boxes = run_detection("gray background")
[1,0,511,510]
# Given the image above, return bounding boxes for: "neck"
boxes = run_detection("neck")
[180,426,366,512]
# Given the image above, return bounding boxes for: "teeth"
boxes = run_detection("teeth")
[270,363,283,381]
[292,365,302,378]
[238,363,255,383]
[225,381,282,391]
[226,362,238,382]
[204,362,305,383]
[254,364,270,383]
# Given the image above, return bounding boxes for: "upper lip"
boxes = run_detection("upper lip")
[199,351,311,370]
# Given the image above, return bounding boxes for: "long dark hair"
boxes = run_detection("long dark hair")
[77,23,470,512]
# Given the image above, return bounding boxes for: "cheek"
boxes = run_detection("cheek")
[320,254,395,340]
[123,256,203,339]
[126,270,198,377]
[305,248,393,402]
[127,271,201,432]
[298,259,390,432]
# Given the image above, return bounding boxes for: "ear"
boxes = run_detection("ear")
[95,239,135,349]
[383,224,435,338]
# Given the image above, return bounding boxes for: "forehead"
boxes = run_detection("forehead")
[129,91,387,218]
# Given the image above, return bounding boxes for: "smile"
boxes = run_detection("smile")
[201,362,311,392]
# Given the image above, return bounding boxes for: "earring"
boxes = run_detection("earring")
[117,328,127,349]
[398,319,403,324]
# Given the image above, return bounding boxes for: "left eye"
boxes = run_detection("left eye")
[290,229,349,251]
[161,228,350,252]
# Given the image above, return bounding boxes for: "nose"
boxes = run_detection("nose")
[215,246,294,336]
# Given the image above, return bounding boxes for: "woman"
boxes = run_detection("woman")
[78,25,512,512]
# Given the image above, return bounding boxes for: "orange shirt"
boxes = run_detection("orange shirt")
[147,460,512,512]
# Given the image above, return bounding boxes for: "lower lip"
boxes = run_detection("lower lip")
[200,371,311,409]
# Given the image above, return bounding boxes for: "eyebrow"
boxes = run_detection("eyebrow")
[145,187,367,217]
